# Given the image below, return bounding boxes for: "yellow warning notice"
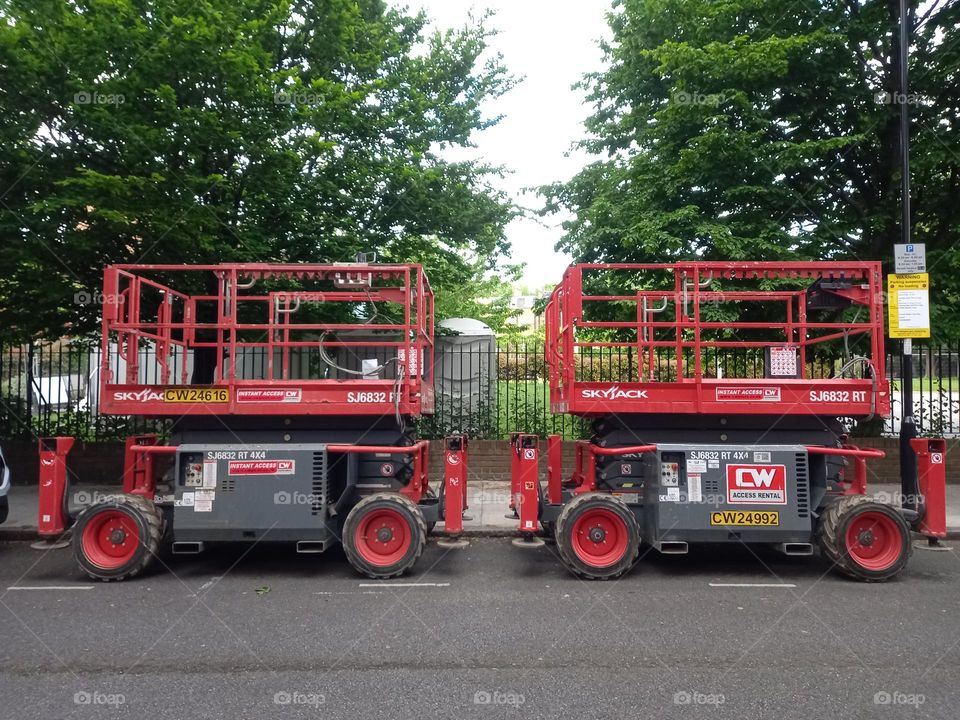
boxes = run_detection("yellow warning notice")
[888,273,930,339]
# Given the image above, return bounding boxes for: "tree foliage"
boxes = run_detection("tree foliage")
[542,0,960,336]
[0,0,516,341]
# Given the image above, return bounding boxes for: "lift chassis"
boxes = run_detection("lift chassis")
[511,262,947,581]
[38,261,470,580]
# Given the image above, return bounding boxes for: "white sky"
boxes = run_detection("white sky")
[409,0,613,291]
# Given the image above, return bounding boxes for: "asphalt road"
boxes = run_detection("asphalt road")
[0,537,958,719]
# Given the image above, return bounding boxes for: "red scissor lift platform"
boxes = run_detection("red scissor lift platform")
[545,261,890,417]
[98,262,436,417]
[509,261,945,581]
[38,261,471,580]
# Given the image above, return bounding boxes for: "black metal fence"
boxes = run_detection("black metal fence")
[1,338,958,441]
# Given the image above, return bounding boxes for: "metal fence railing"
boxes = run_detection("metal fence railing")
[1,338,958,441]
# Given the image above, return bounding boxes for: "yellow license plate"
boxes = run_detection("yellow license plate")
[163,388,230,403]
[710,511,779,527]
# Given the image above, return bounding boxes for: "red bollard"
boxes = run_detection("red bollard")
[38,437,75,538]
[910,438,947,540]
[442,435,468,536]
[437,435,470,549]
[515,434,540,534]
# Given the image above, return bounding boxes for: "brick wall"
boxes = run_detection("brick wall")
[427,440,580,484]
[4,440,127,486]
[5,437,958,486]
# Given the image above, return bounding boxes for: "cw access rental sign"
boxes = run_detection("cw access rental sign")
[887,273,930,339]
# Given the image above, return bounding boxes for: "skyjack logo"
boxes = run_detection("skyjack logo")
[726,464,787,504]
[112,389,163,402]
[580,386,649,401]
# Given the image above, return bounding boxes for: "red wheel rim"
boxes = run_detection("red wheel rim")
[570,508,629,568]
[354,508,412,566]
[80,510,140,569]
[844,511,903,571]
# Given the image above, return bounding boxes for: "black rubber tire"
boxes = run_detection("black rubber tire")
[153,483,174,556]
[73,495,162,582]
[817,495,912,582]
[555,493,640,580]
[342,493,427,579]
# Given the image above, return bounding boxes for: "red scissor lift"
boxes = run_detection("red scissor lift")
[38,260,469,580]
[510,261,946,580]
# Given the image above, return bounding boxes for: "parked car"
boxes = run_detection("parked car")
[0,446,9,524]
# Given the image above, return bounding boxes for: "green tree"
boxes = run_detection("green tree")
[0,0,516,341]
[542,0,959,335]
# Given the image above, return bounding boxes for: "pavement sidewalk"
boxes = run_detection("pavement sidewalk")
[0,482,519,540]
[1,482,958,540]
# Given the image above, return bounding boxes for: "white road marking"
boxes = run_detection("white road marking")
[357,582,451,588]
[708,582,796,588]
[6,586,95,591]
[198,576,223,592]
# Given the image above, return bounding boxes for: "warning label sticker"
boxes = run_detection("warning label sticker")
[194,489,215,512]
[716,387,781,402]
[688,474,702,503]
[228,460,296,476]
[202,459,217,488]
[687,459,707,474]
[726,464,787,505]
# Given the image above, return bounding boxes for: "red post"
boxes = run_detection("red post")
[443,435,468,535]
[515,434,540,533]
[547,434,562,504]
[38,437,75,538]
[123,434,159,495]
[910,438,947,539]
[509,432,521,511]
[573,441,598,494]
